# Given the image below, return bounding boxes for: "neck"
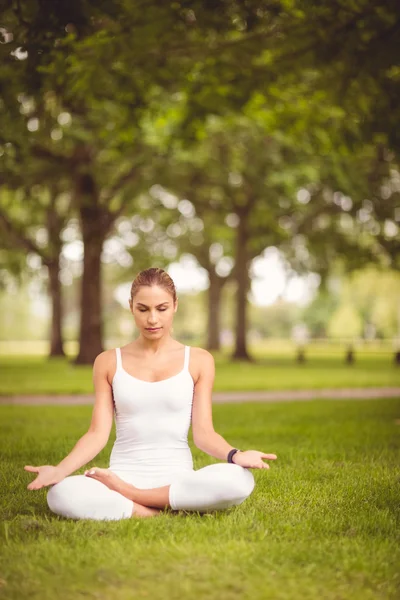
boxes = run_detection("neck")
[134,333,176,354]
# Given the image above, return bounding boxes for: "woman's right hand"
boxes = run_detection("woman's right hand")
[24,465,65,490]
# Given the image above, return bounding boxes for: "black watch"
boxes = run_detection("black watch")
[227,448,241,463]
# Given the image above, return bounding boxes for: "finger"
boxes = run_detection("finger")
[261,462,270,469]
[261,454,277,460]
[24,466,39,472]
[27,483,42,490]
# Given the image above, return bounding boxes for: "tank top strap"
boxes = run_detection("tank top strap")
[183,345,190,371]
[115,347,122,371]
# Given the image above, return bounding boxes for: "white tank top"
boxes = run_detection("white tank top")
[109,345,195,485]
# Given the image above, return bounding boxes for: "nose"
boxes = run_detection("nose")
[147,312,158,325]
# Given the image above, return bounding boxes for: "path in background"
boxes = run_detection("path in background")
[1,387,400,405]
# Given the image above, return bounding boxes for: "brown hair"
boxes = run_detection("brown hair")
[129,267,177,308]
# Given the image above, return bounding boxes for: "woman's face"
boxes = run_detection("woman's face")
[131,285,177,338]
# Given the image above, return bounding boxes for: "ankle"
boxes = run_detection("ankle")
[132,503,161,518]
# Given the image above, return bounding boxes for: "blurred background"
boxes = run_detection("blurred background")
[0,0,399,388]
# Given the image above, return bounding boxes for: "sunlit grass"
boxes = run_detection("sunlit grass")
[0,344,399,395]
[1,399,399,599]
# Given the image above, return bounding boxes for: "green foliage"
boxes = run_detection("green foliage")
[0,282,49,341]
[327,303,364,339]
[250,300,301,338]
[1,0,399,357]
[301,288,340,338]
[332,267,400,339]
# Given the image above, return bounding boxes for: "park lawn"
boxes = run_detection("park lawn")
[0,399,399,600]
[0,350,399,395]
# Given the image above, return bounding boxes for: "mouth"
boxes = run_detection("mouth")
[146,327,161,331]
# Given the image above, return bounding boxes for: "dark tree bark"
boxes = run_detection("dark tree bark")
[232,210,252,361]
[206,271,225,351]
[47,257,65,357]
[296,346,306,364]
[46,199,66,357]
[75,228,104,364]
[345,344,355,365]
[74,173,111,365]
[72,151,140,364]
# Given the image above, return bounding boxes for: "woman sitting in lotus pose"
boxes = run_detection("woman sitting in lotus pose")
[25,267,276,519]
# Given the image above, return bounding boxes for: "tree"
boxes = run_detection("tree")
[0,184,71,356]
[0,0,301,362]
[156,115,330,360]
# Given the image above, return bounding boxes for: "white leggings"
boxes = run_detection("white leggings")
[47,463,255,521]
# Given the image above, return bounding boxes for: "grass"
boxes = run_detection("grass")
[0,399,399,599]
[0,347,399,396]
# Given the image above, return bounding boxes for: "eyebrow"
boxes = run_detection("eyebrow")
[136,302,169,307]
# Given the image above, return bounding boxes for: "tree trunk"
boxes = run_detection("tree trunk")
[46,200,66,358]
[345,344,355,364]
[232,212,252,361]
[75,226,105,364]
[296,346,306,364]
[47,257,65,357]
[75,175,110,365]
[207,271,223,351]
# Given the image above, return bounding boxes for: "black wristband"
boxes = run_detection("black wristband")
[227,448,240,463]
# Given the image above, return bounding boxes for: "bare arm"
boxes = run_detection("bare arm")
[25,351,115,489]
[191,349,236,460]
[56,352,114,475]
[191,349,277,469]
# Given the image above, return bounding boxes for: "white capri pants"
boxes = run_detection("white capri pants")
[47,463,255,521]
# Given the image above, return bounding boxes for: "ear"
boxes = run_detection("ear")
[174,299,178,313]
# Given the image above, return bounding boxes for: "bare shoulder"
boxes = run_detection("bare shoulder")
[93,349,117,383]
[190,347,215,383]
[190,347,214,363]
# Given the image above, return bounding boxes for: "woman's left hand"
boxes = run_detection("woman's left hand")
[232,450,277,469]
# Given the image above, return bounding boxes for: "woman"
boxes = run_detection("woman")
[25,267,277,519]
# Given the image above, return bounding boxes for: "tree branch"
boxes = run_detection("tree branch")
[101,162,144,209]
[0,209,49,264]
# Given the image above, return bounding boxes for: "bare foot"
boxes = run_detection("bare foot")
[85,468,162,518]
[84,467,121,491]
[132,503,161,518]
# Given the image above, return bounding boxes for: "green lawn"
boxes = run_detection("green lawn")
[0,349,399,395]
[1,399,399,599]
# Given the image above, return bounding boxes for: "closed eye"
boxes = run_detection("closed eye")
[138,308,167,312]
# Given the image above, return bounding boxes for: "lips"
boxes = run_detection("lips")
[146,327,161,331]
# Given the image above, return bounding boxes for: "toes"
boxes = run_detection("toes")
[84,469,97,478]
